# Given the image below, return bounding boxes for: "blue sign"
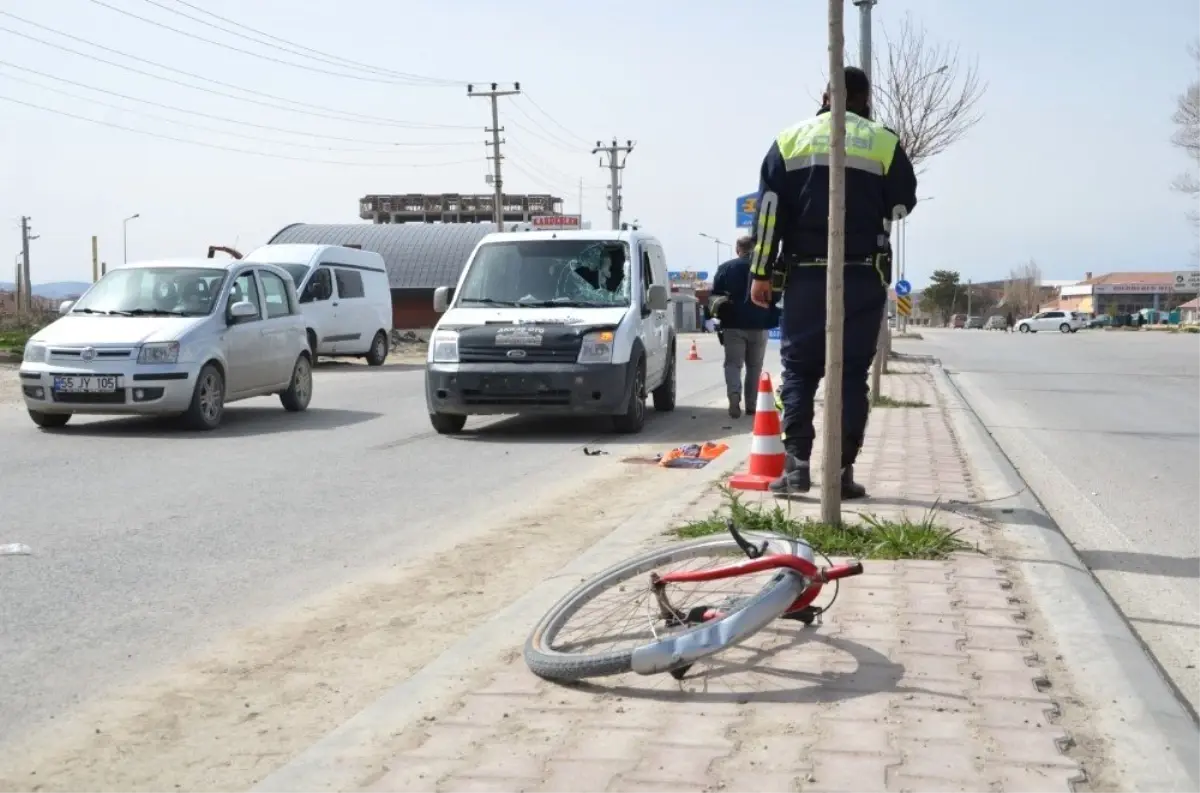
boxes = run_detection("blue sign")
[669,270,709,283]
[768,327,782,341]
[735,192,758,228]
[895,279,912,297]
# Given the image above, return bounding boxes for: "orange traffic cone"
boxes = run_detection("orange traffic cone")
[687,341,701,361]
[729,372,786,491]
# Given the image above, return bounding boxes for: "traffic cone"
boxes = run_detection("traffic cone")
[687,341,701,361]
[729,372,786,491]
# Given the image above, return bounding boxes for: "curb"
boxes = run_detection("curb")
[252,433,753,793]
[930,364,1200,791]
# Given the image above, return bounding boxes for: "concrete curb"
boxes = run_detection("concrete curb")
[252,433,754,793]
[930,364,1200,792]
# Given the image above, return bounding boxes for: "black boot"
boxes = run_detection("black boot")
[728,393,742,419]
[769,455,811,495]
[841,465,868,500]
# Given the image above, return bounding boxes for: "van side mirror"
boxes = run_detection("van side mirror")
[433,286,452,313]
[58,300,74,315]
[646,284,669,313]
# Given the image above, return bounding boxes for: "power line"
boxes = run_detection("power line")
[508,101,581,151]
[150,0,468,86]
[0,60,476,147]
[521,93,592,146]
[506,140,606,192]
[88,0,448,87]
[0,13,476,129]
[0,71,465,154]
[0,94,480,168]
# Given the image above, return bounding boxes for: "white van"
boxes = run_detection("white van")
[424,228,676,435]
[242,244,393,365]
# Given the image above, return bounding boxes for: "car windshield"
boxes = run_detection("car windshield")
[456,239,631,308]
[278,264,310,289]
[70,266,227,316]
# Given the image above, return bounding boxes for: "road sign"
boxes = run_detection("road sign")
[531,214,581,229]
[735,192,758,228]
[895,279,912,297]
[1172,270,1200,293]
[896,295,913,317]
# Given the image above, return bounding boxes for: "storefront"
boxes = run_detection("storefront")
[1057,272,1195,317]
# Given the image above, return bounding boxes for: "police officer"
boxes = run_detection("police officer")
[747,65,918,499]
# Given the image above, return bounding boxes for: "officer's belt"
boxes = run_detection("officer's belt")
[790,258,876,267]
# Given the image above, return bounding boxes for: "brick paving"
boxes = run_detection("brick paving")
[365,362,1097,793]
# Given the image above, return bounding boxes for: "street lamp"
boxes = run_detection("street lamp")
[698,232,732,266]
[123,213,140,264]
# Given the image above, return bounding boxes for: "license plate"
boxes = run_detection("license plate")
[53,375,119,393]
[482,376,540,394]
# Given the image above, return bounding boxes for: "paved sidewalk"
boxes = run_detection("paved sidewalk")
[362,362,1104,792]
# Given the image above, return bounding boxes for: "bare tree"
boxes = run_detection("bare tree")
[1172,41,1199,226]
[870,14,986,170]
[1004,259,1043,318]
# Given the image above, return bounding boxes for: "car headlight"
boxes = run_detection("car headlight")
[578,330,615,364]
[138,341,180,365]
[23,341,45,363]
[430,330,459,363]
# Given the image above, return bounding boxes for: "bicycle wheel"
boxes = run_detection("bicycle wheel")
[524,532,816,681]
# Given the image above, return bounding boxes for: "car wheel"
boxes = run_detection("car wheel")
[1059,323,1071,333]
[279,354,313,412]
[182,363,225,430]
[28,410,70,429]
[651,347,676,412]
[612,357,646,434]
[430,412,466,434]
[365,331,389,367]
[1018,324,1031,333]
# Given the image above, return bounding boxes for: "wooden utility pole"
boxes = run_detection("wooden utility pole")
[821,0,848,526]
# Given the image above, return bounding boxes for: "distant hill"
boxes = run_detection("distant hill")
[0,281,92,299]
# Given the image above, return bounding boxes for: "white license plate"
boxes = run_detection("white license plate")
[52,375,119,393]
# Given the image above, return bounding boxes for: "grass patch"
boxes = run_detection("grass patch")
[872,394,929,408]
[676,488,972,560]
[0,329,31,354]
[1183,325,1200,334]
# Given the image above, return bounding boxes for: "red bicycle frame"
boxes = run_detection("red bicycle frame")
[657,554,863,614]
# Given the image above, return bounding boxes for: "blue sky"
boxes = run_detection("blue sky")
[1,0,1197,287]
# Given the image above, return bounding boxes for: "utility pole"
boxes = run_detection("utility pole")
[593,139,634,230]
[91,235,99,282]
[468,82,521,232]
[966,278,972,316]
[821,0,848,526]
[19,216,34,314]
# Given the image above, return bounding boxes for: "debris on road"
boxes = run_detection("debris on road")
[0,543,32,556]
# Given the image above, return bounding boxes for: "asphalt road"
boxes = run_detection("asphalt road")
[0,336,742,750]
[895,327,1200,716]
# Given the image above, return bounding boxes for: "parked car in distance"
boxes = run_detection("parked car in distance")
[1086,313,1112,329]
[951,314,967,328]
[19,258,313,431]
[984,315,1007,330]
[965,315,985,329]
[1015,310,1087,334]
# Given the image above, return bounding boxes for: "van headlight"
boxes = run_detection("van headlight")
[23,341,45,363]
[138,341,180,364]
[578,330,615,364]
[430,330,459,363]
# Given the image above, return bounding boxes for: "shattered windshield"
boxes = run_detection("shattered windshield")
[456,239,631,308]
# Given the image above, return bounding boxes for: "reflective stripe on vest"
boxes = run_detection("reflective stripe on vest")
[775,113,899,176]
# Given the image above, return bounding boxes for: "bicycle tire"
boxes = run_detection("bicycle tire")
[524,533,815,681]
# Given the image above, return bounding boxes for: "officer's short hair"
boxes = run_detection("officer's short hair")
[828,66,871,103]
[735,235,754,256]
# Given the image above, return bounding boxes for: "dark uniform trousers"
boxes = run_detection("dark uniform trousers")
[778,263,887,468]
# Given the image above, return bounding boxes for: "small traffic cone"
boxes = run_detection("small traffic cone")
[729,372,786,491]
[687,341,701,361]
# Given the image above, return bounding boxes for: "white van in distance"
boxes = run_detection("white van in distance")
[425,228,677,435]
[242,244,393,365]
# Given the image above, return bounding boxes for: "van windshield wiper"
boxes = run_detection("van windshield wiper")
[518,299,617,308]
[116,308,192,316]
[69,307,104,314]
[459,297,522,307]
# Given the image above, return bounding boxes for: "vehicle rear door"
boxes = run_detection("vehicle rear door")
[222,269,268,394]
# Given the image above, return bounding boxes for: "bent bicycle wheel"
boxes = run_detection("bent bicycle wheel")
[524,533,817,681]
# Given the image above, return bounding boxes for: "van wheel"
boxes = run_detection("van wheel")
[307,329,318,363]
[279,354,313,412]
[29,410,71,429]
[182,363,225,430]
[612,357,646,434]
[365,331,388,366]
[652,348,676,412]
[430,412,466,434]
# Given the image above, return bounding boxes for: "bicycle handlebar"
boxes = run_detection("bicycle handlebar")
[823,561,864,581]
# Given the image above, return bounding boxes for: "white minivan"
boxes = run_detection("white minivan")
[424,228,676,435]
[242,244,394,365]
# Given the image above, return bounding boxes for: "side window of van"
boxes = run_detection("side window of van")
[302,268,333,303]
[641,251,655,296]
[335,268,365,299]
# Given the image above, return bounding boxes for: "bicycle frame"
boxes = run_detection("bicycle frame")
[657,554,863,615]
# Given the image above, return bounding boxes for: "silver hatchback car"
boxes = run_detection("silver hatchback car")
[19,258,313,430]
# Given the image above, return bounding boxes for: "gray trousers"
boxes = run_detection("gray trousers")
[722,328,769,401]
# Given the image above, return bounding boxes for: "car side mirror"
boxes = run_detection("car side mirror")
[58,300,74,315]
[433,286,452,313]
[646,284,669,313]
[228,300,258,322]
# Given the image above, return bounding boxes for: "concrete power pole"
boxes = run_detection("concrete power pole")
[592,139,634,230]
[468,82,521,232]
[19,216,34,314]
[821,0,849,525]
